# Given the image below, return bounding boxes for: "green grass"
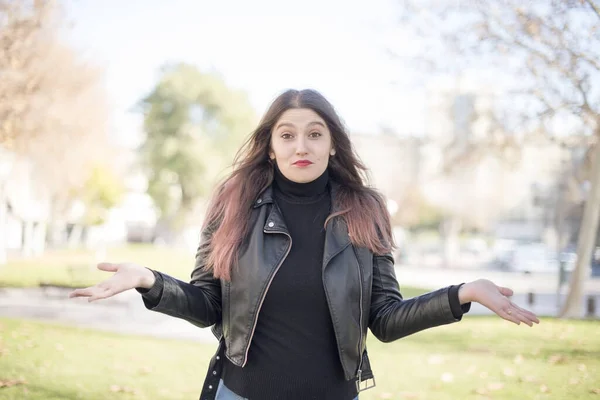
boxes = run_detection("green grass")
[0,317,598,399]
[0,245,428,299]
[0,244,196,288]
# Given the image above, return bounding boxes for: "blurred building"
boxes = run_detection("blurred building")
[423,75,576,244]
[350,74,585,250]
[350,132,422,200]
[0,150,50,259]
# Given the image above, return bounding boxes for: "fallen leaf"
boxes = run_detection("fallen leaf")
[589,388,600,394]
[578,364,587,372]
[0,377,27,388]
[548,354,567,364]
[427,354,444,365]
[503,367,514,377]
[474,388,488,395]
[109,385,138,395]
[521,375,538,383]
[398,392,419,399]
[479,371,488,379]
[540,384,550,393]
[569,378,580,385]
[139,366,152,375]
[513,354,524,364]
[487,382,505,391]
[441,372,454,383]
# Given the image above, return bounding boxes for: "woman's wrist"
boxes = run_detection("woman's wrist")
[138,267,156,289]
[458,282,476,304]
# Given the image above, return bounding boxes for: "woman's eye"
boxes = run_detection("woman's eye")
[281,133,293,139]
[309,131,322,138]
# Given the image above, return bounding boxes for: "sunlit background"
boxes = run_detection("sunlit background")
[0,0,599,399]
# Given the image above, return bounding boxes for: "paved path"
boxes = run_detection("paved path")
[1,267,598,343]
[0,286,217,342]
[396,265,600,319]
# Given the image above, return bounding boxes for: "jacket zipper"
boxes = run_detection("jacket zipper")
[355,255,364,392]
[241,230,292,367]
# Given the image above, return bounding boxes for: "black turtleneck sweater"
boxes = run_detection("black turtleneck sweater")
[222,166,358,400]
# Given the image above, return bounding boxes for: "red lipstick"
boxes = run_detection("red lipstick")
[293,160,313,167]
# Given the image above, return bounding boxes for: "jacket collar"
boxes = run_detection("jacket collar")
[254,181,351,266]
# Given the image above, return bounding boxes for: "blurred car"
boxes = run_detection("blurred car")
[509,242,559,274]
[489,239,519,270]
[560,245,600,278]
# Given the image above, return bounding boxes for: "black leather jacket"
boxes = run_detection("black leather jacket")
[141,182,468,400]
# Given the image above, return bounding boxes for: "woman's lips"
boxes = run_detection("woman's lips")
[293,160,313,167]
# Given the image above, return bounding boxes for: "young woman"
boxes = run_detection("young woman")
[70,89,539,400]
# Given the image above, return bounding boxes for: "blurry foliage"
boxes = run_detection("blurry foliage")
[393,184,445,230]
[0,0,114,226]
[77,164,125,226]
[397,0,599,166]
[138,63,256,227]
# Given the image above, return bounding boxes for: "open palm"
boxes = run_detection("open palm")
[470,279,540,326]
[69,262,152,302]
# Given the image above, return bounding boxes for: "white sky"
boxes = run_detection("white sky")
[62,0,431,148]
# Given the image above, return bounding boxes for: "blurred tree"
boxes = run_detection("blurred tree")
[78,164,125,227]
[396,0,599,316]
[0,0,113,256]
[138,63,256,235]
[393,184,445,230]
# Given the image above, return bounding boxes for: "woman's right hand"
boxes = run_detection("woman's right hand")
[68,262,156,302]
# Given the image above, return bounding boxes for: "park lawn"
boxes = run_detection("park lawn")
[0,244,197,288]
[0,317,598,400]
[0,244,428,298]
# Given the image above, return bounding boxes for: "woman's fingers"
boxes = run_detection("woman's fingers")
[97,262,118,272]
[499,302,540,327]
[511,308,533,327]
[511,302,540,324]
[69,286,96,298]
[88,287,115,303]
[69,285,104,298]
[498,286,514,297]
[69,281,119,301]
[498,307,521,325]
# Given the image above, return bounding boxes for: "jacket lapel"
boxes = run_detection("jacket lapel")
[323,182,351,268]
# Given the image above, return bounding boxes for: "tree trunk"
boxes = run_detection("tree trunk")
[440,216,462,268]
[21,219,34,257]
[67,224,84,248]
[0,195,7,265]
[32,221,46,255]
[560,146,600,318]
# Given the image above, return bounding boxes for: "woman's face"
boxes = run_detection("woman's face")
[269,108,334,183]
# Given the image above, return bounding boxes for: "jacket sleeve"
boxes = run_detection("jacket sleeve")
[136,225,222,329]
[368,253,466,343]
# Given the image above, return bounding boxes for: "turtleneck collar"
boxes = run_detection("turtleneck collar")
[273,163,329,199]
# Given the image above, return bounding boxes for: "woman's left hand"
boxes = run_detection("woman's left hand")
[460,279,540,326]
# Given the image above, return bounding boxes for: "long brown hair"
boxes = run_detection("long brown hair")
[203,89,395,281]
